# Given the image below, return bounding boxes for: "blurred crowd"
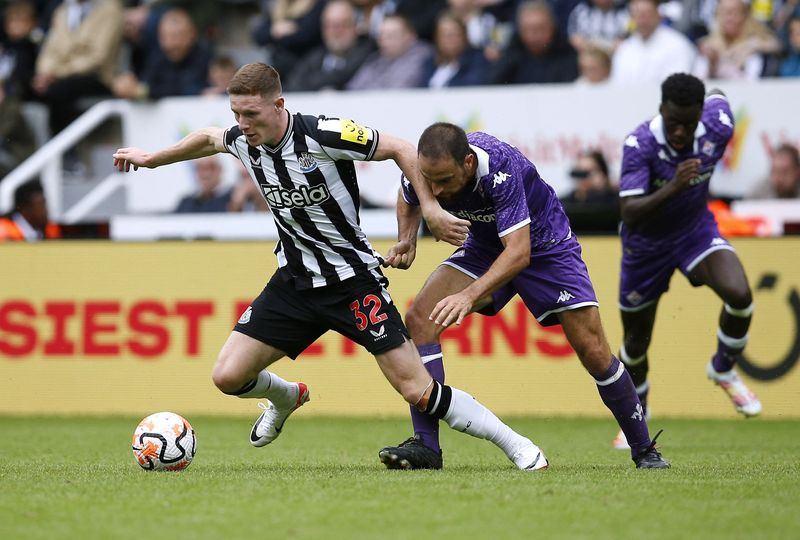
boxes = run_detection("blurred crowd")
[0,0,799,237]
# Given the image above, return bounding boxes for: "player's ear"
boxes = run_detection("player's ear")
[274,96,285,112]
[463,151,476,171]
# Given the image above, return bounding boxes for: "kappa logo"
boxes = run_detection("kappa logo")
[631,403,644,421]
[238,306,252,324]
[298,152,318,173]
[369,325,386,339]
[711,237,727,246]
[460,420,472,433]
[719,109,733,128]
[625,135,640,149]
[557,290,574,303]
[492,171,511,188]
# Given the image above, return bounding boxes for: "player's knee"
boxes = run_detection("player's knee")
[211,362,245,394]
[405,304,438,342]
[724,287,752,310]
[574,338,611,375]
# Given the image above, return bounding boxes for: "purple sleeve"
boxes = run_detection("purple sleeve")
[619,130,652,198]
[702,94,735,145]
[400,174,420,206]
[486,156,531,237]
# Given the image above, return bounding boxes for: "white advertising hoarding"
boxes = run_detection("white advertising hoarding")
[122,80,800,213]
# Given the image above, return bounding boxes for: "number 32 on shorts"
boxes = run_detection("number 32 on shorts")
[349,294,388,331]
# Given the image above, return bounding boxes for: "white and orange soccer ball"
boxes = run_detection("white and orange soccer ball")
[132,412,196,471]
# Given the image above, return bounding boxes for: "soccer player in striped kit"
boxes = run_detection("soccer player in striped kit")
[113,63,549,470]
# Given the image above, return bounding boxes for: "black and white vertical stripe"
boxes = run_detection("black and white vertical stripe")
[224,112,384,289]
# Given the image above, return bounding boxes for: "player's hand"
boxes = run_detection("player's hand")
[430,291,474,327]
[112,147,150,172]
[672,158,701,192]
[424,207,470,246]
[382,241,416,269]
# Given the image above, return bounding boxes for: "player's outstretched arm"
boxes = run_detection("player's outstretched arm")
[113,127,226,172]
[383,188,422,270]
[372,132,470,246]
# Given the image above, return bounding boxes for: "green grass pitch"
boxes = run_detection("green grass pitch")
[1,415,798,540]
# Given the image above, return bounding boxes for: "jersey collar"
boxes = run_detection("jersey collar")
[469,144,490,191]
[649,114,707,156]
[261,110,293,154]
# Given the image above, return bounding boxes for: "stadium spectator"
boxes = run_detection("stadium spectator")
[173,155,231,214]
[350,0,448,42]
[284,0,375,92]
[0,83,35,180]
[611,0,698,85]
[0,0,40,100]
[113,62,550,473]
[347,14,433,90]
[0,179,60,240]
[671,0,718,42]
[121,1,220,78]
[560,149,619,232]
[227,162,269,213]
[252,0,325,80]
[112,8,212,100]
[487,0,579,85]
[613,73,761,450]
[778,15,800,76]
[202,55,238,96]
[420,11,488,88]
[447,0,502,60]
[378,122,668,470]
[694,0,782,80]
[567,0,629,54]
[575,44,612,83]
[748,143,800,198]
[32,0,123,134]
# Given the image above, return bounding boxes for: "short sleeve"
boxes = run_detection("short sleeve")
[312,117,379,161]
[400,174,419,206]
[702,94,735,146]
[619,132,652,198]
[223,125,241,154]
[486,157,531,237]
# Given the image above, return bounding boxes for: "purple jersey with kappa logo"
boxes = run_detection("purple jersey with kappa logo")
[619,94,734,248]
[402,132,572,252]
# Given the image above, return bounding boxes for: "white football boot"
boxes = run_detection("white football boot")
[510,440,549,471]
[250,382,310,447]
[707,362,762,417]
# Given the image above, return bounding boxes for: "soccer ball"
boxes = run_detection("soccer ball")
[132,412,196,471]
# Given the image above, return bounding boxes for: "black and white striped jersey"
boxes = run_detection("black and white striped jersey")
[223,111,384,290]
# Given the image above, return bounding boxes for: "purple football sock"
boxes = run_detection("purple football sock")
[712,332,746,373]
[595,356,651,457]
[410,343,444,453]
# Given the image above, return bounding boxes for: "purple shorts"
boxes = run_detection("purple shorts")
[443,235,598,327]
[619,214,735,312]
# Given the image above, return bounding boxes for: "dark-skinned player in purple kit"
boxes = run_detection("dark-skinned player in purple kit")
[612,73,760,449]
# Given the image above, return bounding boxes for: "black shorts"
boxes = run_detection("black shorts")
[234,269,409,358]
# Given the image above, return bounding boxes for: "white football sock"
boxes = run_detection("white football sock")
[442,387,532,459]
[236,371,297,406]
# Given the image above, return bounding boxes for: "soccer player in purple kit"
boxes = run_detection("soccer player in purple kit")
[378,122,669,469]
[612,73,761,449]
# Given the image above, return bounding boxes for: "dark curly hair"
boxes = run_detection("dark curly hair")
[661,73,705,108]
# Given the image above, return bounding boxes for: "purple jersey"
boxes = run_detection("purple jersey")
[619,94,734,248]
[403,132,572,252]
